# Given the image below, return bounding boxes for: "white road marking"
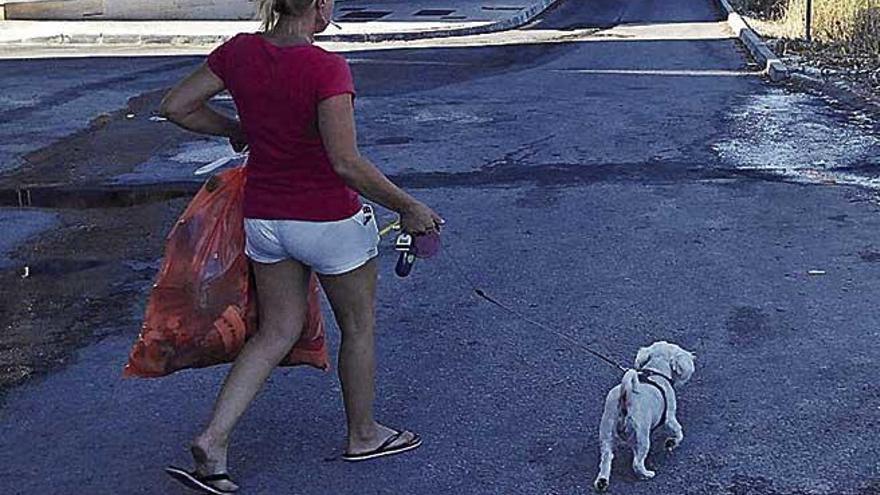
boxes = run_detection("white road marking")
[553,69,760,77]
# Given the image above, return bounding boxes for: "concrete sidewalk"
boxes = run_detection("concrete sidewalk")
[0,0,563,45]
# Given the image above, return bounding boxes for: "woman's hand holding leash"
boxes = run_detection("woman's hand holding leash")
[400,201,444,235]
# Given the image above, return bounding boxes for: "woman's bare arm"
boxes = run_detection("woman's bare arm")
[159,64,246,147]
[319,94,442,234]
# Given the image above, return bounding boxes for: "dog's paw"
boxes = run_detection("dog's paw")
[665,438,679,451]
[593,478,609,492]
[636,469,656,480]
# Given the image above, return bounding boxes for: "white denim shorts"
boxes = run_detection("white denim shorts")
[244,204,380,275]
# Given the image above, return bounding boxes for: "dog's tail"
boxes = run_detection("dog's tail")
[620,369,639,410]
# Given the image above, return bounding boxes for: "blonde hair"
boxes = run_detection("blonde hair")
[257,0,317,31]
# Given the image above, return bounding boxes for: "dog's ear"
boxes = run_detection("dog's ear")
[671,351,696,384]
[634,346,652,368]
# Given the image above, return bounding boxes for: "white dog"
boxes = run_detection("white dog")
[593,341,696,492]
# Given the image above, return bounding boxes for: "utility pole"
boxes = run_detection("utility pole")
[805,0,813,42]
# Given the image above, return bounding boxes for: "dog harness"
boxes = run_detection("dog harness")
[636,369,673,431]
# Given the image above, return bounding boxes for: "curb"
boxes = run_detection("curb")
[717,0,789,82]
[7,33,231,45]
[0,0,563,46]
[324,0,563,42]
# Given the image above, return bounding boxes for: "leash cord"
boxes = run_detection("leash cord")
[441,244,628,373]
[377,216,627,373]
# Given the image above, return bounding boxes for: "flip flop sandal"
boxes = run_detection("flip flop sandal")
[165,466,238,494]
[341,429,423,462]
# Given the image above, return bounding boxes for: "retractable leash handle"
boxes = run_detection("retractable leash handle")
[393,230,441,278]
[395,233,415,277]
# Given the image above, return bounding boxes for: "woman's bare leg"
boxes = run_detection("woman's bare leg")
[318,258,416,454]
[192,259,311,486]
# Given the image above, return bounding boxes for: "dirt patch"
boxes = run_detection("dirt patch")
[772,37,880,112]
[726,306,777,347]
[0,198,186,400]
[0,81,215,401]
[724,475,880,495]
[859,249,880,262]
[4,89,196,187]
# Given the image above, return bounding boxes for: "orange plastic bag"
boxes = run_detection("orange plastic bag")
[124,167,329,378]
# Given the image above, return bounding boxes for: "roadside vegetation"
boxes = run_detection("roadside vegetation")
[732,0,880,82]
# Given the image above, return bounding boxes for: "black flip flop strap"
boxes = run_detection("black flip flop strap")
[200,473,231,482]
[344,430,413,458]
[375,430,406,452]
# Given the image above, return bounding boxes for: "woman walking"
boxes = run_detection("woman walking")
[158,0,443,492]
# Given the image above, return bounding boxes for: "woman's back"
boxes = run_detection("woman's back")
[208,33,360,221]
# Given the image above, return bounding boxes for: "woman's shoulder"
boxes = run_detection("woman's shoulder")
[300,45,349,65]
[225,32,261,48]
[211,32,258,56]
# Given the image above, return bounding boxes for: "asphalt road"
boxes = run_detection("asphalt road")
[1,0,879,494]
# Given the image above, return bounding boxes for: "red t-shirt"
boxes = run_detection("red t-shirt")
[207,33,361,221]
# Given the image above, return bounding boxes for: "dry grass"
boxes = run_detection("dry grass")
[735,0,880,59]
[732,0,880,52]
[778,0,880,56]
[731,0,880,100]
[731,0,880,70]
